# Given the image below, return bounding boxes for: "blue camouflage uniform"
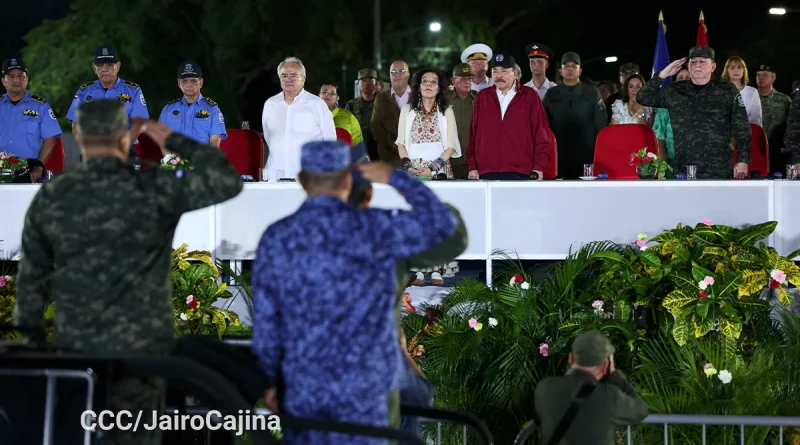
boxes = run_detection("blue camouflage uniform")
[66,46,149,129]
[251,141,457,445]
[0,58,62,160]
[158,62,227,145]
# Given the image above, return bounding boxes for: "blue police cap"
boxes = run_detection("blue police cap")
[94,45,118,65]
[301,140,351,173]
[178,61,202,79]
[350,142,370,187]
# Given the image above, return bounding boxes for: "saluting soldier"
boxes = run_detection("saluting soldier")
[66,45,149,151]
[446,63,477,179]
[638,46,752,179]
[535,331,649,445]
[251,140,458,444]
[158,62,227,147]
[0,58,62,183]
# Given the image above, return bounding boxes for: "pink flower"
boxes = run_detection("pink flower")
[187,295,198,309]
[771,270,787,283]
[468,318,477,328]
[702,219,713,226]
[509,274,525,286]
[0,276,6,287]
[703,276,715,285]
[170,159,178,165]
[539,343,549,357]
[635,239,647,248]
[646,152,656,158]
[592,300,604,309]
[641,156,652,164]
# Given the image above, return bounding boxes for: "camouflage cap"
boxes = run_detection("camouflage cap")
[453,63,473,77]
[75,99,128,136]
[572,330,615,367]
[688,46,715,61]
[301,140,351,173]
[358,68,378,80]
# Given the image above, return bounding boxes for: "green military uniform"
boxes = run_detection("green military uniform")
[447,63,477,180]
[542,53,607,179]
[535,331,649,445]
[637,46,751,179]
[13,100,243,445]
[761,89,791,140]
[784,90,800,164]
[346,68,379,160]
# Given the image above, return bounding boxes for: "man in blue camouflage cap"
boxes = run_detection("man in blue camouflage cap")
[251,140,459,444]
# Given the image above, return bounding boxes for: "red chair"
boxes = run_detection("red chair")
[733,123,769,176]
[593,124,658,179]
[542,129,558,179]
[133,133,164,164]
[336,128,354,147]
[45,138,65,173]
[220,129,265,179]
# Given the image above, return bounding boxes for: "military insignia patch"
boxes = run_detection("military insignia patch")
[219,113,224,124]
[79,82,93,90]
[23,109,40,118]
[735,94,745,108]
[140,94,146,105]
[173,110,180,116]
[195,110,210,119]
[123,80,140,89]
[49,109,56,120]
[30,95,46,104]
[117,93,132,102]
[202,97,218,107]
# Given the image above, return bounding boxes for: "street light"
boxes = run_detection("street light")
[605,56,618,63]
[770,7,786,15]
[429,22,442,32]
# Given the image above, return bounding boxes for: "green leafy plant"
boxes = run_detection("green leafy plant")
[172,244,241,336]
[160,153,193,171]
[630,147,667,179]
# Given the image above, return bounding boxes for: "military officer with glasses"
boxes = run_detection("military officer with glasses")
[370,60,410,165]
[158,62,227,147]
[66,45,149,157]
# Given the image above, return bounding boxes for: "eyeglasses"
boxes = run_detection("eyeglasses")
[4,74,26,81]
[390,69,407,75]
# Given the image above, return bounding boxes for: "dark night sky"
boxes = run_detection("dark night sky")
[3,0,798,124]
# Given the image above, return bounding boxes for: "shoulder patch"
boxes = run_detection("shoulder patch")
[202,97,218,107]
[167,98,181,104]
[79,82,94,90]
[735,93,745,108]
[29,94,46,104]
[123,80,140,89]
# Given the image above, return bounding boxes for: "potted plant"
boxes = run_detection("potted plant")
[630,147,667,179]
[160,154,193,171]
[0,152,28,183]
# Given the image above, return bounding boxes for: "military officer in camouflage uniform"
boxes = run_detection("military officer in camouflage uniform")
[535,331,649,445]
[638,46,751,179]
[783,88,800,169]
[345,68,379,160]
[757,64,792,171]
[251,140,458,444]
[12,100,243,445]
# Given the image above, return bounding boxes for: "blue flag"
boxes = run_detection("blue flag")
[652,11,671,85]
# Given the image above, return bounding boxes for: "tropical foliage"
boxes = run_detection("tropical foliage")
[403,220,800,444]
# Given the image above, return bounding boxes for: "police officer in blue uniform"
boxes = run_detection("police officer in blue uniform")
[66,45,149,152]
[251,140,458,445]
[158,62,227,147]
[0,58,62,183]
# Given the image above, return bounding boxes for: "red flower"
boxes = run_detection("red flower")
[8,158,19,165]
[513,274,524,283]
[641,156,652,164]
[699,291,708,298]
[188,299,198,309]
[770,280,781,289]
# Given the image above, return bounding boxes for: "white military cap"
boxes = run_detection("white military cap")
[460,43,493,63]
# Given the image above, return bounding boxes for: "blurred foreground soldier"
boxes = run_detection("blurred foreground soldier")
[0,58,62,183]
[158,61,227,147]
[8,100,242,445]
[535,331,649,445]
[637,46,751,179]
[251,140,458,444]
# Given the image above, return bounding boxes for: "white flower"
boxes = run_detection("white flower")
[698,281,708,290]
[520,282,530,290]
[180,313,187,321]
[718,369,732,384]
[488,317,498,327]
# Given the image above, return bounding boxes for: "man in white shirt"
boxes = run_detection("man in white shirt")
[523,43,558,100]
[261,57,336,181]
[461,43,494,92]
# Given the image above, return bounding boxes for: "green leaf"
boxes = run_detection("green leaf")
[712,271,744,299]
[695,298,711,319]
[723,335,737,358]
[672,316,689,346]
[663,289,697,310]
[700,246,728,258]
[616,300,631,322]
[785,247,800,260]
[673,243,691,263]
[736,221,777,246]
[691,263,715,283]
[719,301,737,318]
[632,277,652,296]
[592,251,625,263]
[638,250,662,268]
[720,316,742,340]
[777,287,793,307]
[693,315,715,338]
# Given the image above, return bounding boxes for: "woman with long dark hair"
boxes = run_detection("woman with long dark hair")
[396,68,460,180]
[610,73,654,126]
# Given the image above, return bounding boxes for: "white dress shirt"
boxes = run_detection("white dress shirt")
[261,89,337,181]
[496,84,517,119]
[524,78,558,100]
[471,77,493,92]
[391,86,411,110]
[740,85,762,126]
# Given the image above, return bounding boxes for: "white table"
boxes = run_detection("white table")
[3,180,798,285]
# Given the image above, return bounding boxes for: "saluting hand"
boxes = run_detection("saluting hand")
[131,118,174,156]
[357,162,395,184]
[659,58,688,79]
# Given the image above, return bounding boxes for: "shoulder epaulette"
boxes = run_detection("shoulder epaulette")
[167,98,181,104]
[123,80,140,89]
[79,82,94,90]
[29,94,46,104]
[202,97,218,107]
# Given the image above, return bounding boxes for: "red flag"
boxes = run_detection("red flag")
[696,10,708,46]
